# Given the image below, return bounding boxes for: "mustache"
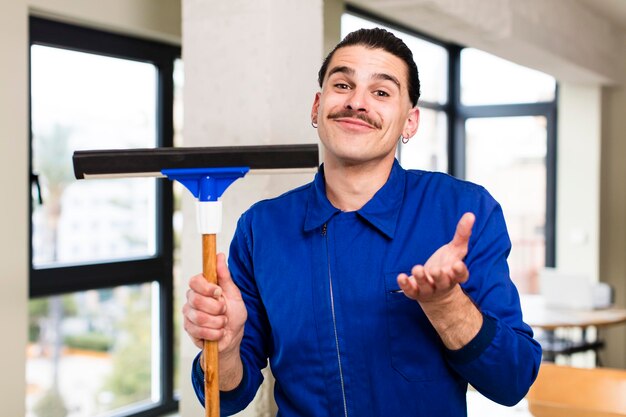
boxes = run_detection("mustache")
[327,110,381,129]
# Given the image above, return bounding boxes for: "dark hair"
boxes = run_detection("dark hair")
[318,28,421,106]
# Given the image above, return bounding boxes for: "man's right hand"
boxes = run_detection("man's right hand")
[183,253,248,358]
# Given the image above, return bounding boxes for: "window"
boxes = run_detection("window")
[465,116,549,293]
[28,17,179,417]
[460,48,556,105]
[342,8,557,294]
[31,44,158,267]
[460,49,557,294]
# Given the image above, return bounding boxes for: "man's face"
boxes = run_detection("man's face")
[311,45,419,168]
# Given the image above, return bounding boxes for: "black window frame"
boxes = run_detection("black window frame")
[345,5,557,267]
[28,16,180,417]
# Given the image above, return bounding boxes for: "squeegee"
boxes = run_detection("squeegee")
[72,143,319,417]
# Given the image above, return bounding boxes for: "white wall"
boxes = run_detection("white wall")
[600,84,626,368]
[350,0,626,85]
[0,2,29,416]
[556,85,602,281]
[29,0,181,44]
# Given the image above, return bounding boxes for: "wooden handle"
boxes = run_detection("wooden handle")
[202,234,220,417]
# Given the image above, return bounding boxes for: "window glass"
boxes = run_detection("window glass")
[461,48,556,105]
[173,59,184,149]
[26,283,159,416]
[399,108,447,172]
[465,116,547,293]
[341,13,448,105]
[31,45,158,268]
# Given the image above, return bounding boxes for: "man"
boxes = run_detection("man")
[183,28,541,416]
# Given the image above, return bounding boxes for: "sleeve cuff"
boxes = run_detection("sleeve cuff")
[191,351,250,408]
[445,313,497,365]
[191,351,206,406]
[220,360,249,403]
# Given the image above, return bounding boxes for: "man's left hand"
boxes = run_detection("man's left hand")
[397,212,475,305]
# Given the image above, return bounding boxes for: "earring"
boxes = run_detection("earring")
[311,121,318,129]
[401,135,409,144]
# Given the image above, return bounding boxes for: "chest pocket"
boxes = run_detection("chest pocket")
[384,272,450,381]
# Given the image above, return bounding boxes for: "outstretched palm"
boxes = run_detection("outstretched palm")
[398,212,475,304]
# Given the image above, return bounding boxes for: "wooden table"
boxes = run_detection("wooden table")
[524,305,626,331]
[521,295,626,362]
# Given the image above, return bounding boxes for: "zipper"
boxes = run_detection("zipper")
[322,223,349,417]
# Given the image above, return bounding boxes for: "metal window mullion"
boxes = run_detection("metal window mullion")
[156,54,176,408]
[29,16,179,65]
[448,44,464,178]
[545,95,558,268]
[29,258,169,297]
[459,102,555,119]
